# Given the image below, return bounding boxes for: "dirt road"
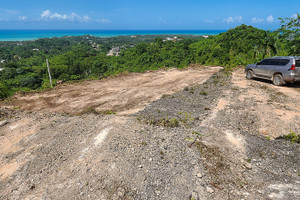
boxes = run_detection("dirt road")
[0,67,299,200]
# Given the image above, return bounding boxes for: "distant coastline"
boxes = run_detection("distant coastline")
[0,30,226,41]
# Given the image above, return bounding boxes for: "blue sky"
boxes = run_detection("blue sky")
[0,0,299,30]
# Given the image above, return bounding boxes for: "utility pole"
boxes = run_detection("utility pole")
[46,59,52,88]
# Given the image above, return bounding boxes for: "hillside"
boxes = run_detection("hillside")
[0,24,292,99]
[1,67,299,199]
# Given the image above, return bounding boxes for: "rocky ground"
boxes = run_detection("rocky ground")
[0,67,299,200]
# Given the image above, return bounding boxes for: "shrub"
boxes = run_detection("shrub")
[276,130,300,144]
[0,82,11,99]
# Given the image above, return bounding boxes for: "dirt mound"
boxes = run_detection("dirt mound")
[9,66,222,115]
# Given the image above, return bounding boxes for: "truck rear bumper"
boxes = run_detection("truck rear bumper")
[283,74,300,82]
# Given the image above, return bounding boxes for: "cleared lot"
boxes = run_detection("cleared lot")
[10,66,222,115]
[0,67,299,200]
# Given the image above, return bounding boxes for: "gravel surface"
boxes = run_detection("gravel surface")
[0,68,299,200]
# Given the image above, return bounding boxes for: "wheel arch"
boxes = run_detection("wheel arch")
[271,72,283,81]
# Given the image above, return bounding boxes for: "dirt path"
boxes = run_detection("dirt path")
[9,66,221,115]
[232,69,300,138]
[0,67,299,200]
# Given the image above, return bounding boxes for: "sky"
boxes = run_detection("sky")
[0,0,299,30]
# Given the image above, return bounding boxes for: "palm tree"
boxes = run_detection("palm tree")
[254,31,279,59]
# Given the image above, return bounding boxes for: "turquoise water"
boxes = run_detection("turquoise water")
[0,30,225,41]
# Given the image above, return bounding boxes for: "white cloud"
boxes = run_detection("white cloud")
[41,10,51,18]
[251,17,264,23]
[41,10,67,20]
[224,17,234,23]
[40,10,90,22]
[224,16,242,24]
[266,15,274,23]
[82,16,91,22]
[70,13,90,22]
[18,16,27,21]
[52,13,67,20]
[97,18,112,24]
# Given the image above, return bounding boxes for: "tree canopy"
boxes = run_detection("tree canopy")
[279,13,300,55]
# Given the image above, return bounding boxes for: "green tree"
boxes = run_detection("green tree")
[0,81,10,99]
[254,31,280,59]
[279,13,300,55]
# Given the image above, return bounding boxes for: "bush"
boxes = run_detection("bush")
[19,73,42,89]
[276,130,300,144]
[70,75,81,80]
[58,73,70,81]
[0,82,11,99]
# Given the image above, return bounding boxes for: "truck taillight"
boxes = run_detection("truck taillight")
[290,64,296,70]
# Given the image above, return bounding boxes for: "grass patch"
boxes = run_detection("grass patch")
[80,107,102,115]
[276,130,300,144]
[161,94,173,98]
[146,116,180,127]
[199,90,208,95]
[79,107,116,115]
[140,111,194,128]
[102,110,116,115]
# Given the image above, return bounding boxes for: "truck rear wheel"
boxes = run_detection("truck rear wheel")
[272,74,285,86]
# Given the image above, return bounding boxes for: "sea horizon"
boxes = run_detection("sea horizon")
[0,29,226,41]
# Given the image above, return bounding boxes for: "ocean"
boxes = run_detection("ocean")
[0,30,226,41]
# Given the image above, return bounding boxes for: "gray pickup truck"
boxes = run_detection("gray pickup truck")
[245,56,300,86]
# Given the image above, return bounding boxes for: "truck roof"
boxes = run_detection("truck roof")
[270,56,300,59]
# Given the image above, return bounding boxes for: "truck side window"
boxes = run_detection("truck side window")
[259,59,270,65]
[279,59,290,66]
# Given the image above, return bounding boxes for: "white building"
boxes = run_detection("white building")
[107,47,121,56]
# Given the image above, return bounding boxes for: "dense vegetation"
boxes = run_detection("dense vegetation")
[0,16,299,99]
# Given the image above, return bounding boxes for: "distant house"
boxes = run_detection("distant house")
[107,47,121,56]
[90,42,100,49]
[32,48,39,51]
[163,36,181,42]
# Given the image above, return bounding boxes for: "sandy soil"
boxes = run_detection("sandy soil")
[232,69,300,138]
[9,66,222,115]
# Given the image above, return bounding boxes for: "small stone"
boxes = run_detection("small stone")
[206,186,214,194]
[191,192,198,199]
[138,165,143,168]
[117,187,125,197]
[244,162,252,170]
[196,173,203,178]
[0,120,8,127]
